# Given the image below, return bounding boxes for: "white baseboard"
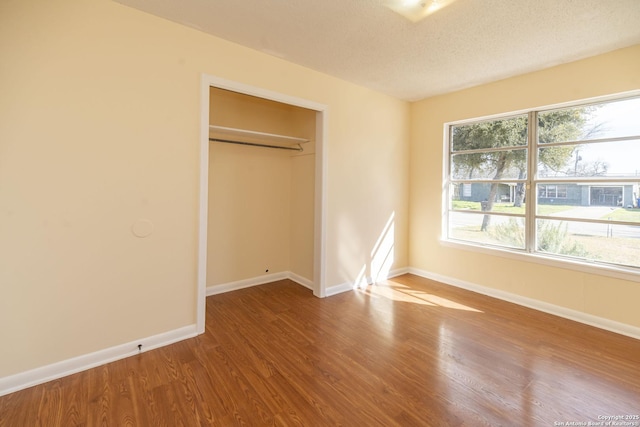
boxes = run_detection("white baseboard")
[206,268,411,298]
[206,272,288,296]
[10,265,633,398]
[408,267,640,341]
[325,267,410,297]
[325,282,355,297]
[0,324,198,397]
[206,271,313,296]
[288,272,314,290]
[2,270,311,398]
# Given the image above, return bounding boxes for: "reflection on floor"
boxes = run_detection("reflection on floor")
[2,274,639,426]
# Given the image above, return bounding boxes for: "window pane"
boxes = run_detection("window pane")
[449,211,525,249]
[450,182,526,214]
[452,149,527,180]
[538,97,640,144]
[537,139,640,179]
[537,198,640,223]
[536,219,640,268]
[446,94,640,274]
[451,115,527,152]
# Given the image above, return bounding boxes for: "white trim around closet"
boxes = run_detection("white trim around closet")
[206,271,314,297]
[198,74,329,333]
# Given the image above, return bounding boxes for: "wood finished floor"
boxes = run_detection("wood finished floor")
[1,274,639,426]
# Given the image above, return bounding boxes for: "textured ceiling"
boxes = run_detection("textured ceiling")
[115,0,640,101]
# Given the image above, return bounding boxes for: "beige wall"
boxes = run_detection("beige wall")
[13,0,634,384]
[409,45,640,329]
[0,0,409,378]
[207,89,316,285]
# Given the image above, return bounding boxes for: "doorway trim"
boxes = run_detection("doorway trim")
[197,74,328,333]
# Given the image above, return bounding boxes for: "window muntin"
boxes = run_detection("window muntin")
[445,94,640,273]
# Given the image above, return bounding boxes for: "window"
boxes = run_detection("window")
[462,183,472,197]
[538,185,567,199]
[444,94,640,272]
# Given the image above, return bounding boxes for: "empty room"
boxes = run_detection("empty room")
[1,0,639,425]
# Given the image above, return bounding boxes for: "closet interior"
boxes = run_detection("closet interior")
[207,87,316,291]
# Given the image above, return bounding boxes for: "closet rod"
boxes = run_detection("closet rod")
[209,137,303,152]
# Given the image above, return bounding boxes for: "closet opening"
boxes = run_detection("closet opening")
[197,75,327,333]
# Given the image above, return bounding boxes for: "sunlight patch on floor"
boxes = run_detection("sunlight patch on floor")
[361,280,483,312]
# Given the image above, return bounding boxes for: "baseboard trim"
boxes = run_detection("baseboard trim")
[11,265,633,397]
[325,267,410,297]
[206,271,313,296]
[288,272,314,290]
[325,282,354,297]
[407,267,640,341]
[206,272,288,296]
[0,324,198,397]
[206,268,411,298]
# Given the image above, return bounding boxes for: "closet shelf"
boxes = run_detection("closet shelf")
[209,125,309,152]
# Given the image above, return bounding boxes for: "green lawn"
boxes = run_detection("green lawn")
[601,208,640,223]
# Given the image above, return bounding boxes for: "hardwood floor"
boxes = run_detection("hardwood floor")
[1,274,639,426]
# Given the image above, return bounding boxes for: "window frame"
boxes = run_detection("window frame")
[441,91,640,282]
